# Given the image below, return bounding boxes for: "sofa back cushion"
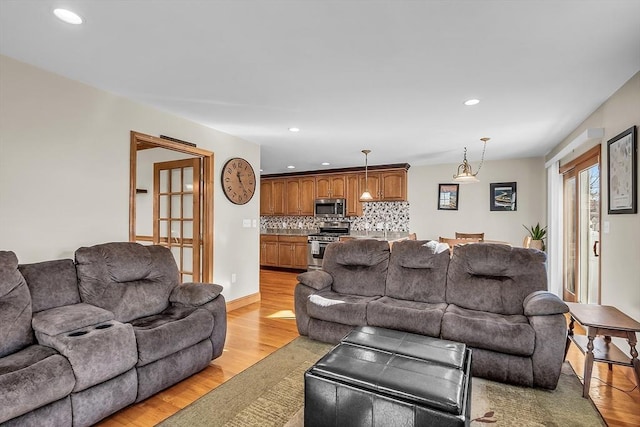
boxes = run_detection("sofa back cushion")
[75,242,179,323]
[19,259,81,313]
[446,243,547,315]
[0,251,34,357]
[386,240,450,303]
[323,239,389,296]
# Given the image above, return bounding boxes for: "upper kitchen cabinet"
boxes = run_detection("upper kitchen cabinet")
[285,176,315,215]
[359,169,407,201]
[345,174,363,216]
[260,179,286,215]
[316,174,346,199]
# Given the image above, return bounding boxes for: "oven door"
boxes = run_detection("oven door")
[307,241,329,271]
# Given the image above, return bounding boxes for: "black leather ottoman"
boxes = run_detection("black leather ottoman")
[305,326,472,427]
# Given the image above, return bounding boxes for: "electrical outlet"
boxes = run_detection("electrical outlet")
[252,219,257,228]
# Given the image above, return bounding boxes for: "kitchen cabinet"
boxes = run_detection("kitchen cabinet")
[277,236,308,269]
[345,173,363,216]
[285,177,315,215]
[316,174,346,199]
[260,234,308,269]
[260,179,286,215]
[359,170,406,201]
[260,235,279,266]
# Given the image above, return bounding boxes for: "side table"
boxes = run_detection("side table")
[565,302,640,398]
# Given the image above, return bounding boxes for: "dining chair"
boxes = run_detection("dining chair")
[455,232,484,241]
[439,237,471,254]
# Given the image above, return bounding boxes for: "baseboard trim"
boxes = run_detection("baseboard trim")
[226,292,261,312]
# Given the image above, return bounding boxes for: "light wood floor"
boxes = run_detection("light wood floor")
[99,269,639,426]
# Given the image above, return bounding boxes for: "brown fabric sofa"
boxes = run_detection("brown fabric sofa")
[0,242,226,426]
[294,239,569,389]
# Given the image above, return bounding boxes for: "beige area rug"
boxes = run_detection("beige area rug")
[158,337,605,427]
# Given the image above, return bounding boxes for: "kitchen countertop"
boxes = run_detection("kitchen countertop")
[345,231,411,242]
[260,228,316,236]
[260,229,411,242]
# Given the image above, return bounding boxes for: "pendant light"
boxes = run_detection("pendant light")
[453,137,489,184]
[360,150,373,201]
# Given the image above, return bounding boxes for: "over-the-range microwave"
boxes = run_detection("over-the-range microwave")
[314,198,346,218]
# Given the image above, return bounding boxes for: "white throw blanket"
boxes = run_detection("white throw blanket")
[422,241,450,254]
[309,294,345,307]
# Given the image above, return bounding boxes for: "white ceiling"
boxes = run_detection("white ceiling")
[1,1,639,174]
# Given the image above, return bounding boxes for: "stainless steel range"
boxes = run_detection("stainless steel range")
[307,221,350,271]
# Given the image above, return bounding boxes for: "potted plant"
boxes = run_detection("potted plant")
[523,223,547,250]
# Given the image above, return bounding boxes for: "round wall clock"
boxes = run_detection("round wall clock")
[221,157,256,205]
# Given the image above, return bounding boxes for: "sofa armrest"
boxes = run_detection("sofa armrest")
[297,270,333,291]
[32,303,114,336]
[523,291,569,316]
[170,282,224,306]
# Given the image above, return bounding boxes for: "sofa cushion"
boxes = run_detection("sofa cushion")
[446,243,547,315]
[19,259,81,313]
[0,345,75,423]
[441,304,536,357]
[131,305,214,366]
[0,251,34,358]
[307,289,380,326]
[323,239,389,297]
[76,243,179,323]
[367,296,446,337]
[385,240,450,303]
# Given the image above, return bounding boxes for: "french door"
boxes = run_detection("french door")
[153,158,202,282]
[561,146,601,303]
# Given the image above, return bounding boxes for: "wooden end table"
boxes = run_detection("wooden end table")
[564,302,640,398]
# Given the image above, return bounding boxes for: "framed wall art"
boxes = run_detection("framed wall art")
[607,125,637,214]
[490,182,517,211]
[438,184,459,210]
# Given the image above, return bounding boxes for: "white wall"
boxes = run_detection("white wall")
[0,55,260,302]
[547,71,640,321]
[409,157,546,246]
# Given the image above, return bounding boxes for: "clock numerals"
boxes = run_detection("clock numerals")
[222,158,256,205]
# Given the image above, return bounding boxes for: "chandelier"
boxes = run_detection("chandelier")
[453,137,490,183]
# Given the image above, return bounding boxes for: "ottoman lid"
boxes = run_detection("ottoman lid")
[308,343,468,416]
[343,326,467,369]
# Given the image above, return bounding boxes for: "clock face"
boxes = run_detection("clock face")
[222,157,256,205]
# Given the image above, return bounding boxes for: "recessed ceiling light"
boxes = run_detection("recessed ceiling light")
[288,127,300,132]
[53,8,83,25]
[464,99,480,106]
[287,165,295,169]
[321,162,330,166]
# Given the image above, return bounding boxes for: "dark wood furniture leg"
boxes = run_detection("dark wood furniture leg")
[565,317,575,360]
[583,327,596,398]
[628,331,640,388]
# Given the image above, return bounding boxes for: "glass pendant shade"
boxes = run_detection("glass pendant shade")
[360,190,373,200]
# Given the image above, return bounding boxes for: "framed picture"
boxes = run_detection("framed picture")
[438,184,459,210]
[607,126,637,214]
[490,182,517,211]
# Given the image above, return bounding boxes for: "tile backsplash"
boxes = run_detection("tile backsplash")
[260,201,410,232]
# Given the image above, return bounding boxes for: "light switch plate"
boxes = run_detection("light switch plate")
[242,219,251,228]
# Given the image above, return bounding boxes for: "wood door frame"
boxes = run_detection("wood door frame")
[559,145,601,303]
[129,131,214,282]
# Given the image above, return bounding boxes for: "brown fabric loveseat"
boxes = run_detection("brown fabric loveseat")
[294,239,569,389]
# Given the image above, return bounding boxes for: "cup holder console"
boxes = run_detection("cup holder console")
[95,323,113,330]
[68,323,114,337]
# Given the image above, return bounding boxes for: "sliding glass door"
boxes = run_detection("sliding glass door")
[561,146,600,303]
